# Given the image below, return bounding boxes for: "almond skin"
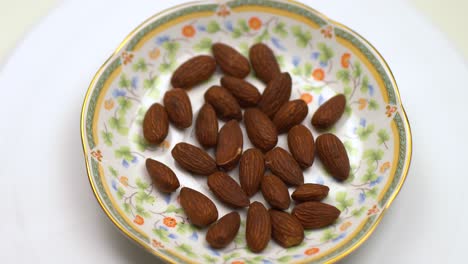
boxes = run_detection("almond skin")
[316,133,350,181]
[244,108,278,152]
[249,43,281,83]
[273,100,308,133]
[216,120,243,171]
[212,43,250,78]
[171,55,216,89]
[145,158,180,193]
[195,103,218,148]
[204,85,242,121]
[258,72,292,118]
[207,171,250,208]
[269,209,304,248]
[291,184,329,202]
[287,124,315,168]
[265,147,304,186]
[246,202,271,253]
[142,103,168,144]
[206,212,241,249]
[220,76,261,107]
[171,142,217,175]
[261,174,291,210]
[311,94,346,130]
[239,148,265,197]
[292,201,340,229]
[163,88,193,129]
[180,187,218,227]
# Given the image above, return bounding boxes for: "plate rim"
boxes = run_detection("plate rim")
[80,0,413,263]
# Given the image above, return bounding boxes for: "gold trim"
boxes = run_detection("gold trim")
[81,0,413,263]
[378,120,400,202]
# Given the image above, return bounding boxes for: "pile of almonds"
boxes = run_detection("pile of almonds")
[143,42,349,252]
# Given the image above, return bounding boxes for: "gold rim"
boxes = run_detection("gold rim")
[80,0,413,263]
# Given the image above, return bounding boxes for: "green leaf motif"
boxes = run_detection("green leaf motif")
[123,202,132,214]
[291,66,302,76]
[238,42,249,56]
[117,97,132,116]
[291,25,312,48]
[238,19,250,32]
[193,38,212,52]
[368,99,379,110]
[344,86,352,97]
[352,206,366,217]
[276,55,285,68]
[363,149,384,167]
[119,74,130,88]
[377,129,390,146]
[318,42,334,62]
[165,205,184,214]
[321,228,338,242]
[176,222,195,234]
[203,254,217,263]
[303,85,323,93]
[303,62,312,76]
[273,22,288,38]
[135,177,150,190]
[132,134,149,152]
[345,104,352,116]
[360,75,369,93]
[158,61,175,73]
[152,227,170,242]
[336,69,350,84]
[135,204,150,218]
[117,187,125,199]
[114,146,133,162]
[176,244,196,257]
[343,140,358,156]
[101,131,113,146]
[335,191,354,211]
[232,28,242,38]
[234,231,244,245]
[108,166,118,177]
[223,252,240,261]
[346,165,356,183]
[255,29,270,43]
[135,191,155,205]
[353,61,362,78]
[277,256,292,263]
[366,187,379,198]
[206,21,221,33]
[143,76,158,89]
[357,124,375,140]
[132,58,148,72]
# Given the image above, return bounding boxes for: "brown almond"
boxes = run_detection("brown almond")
[212,43,250,78]
[269,209,304,248]
[142,103,168,144]
[311,94,346,130]
[171,55,216,89]
[258,72,292,118]
[261,174,290,210]
[316,133,350,181]
[246,202,271,253]
[244,108,278,152]
[207,171,250,208]
[291,184,329,202]
[206,212,241,249]
[216,120,243,170]
[171,142,217,175]
[265,147,304,186]
[287,125,315,168]
[195,103,218,148]
[239,148,265,196]
[204,85,242,121]
[220,76,261,107]
[249,43,281,83]
[273,100,308,133]
[180,187,218,227]
[292,201,340,229]
[163,88,192,129]
[145,158,180,193]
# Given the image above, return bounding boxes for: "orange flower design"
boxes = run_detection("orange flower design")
[231,261,244,264]
[119,176,128,187]
[367,205,379,216]
[104,99,114,110]
[380,162,391,173]
[158,140,170,149]
[91,150,103,162]
[386,105,397,117]
[163,217,177,228]
[182,25,196,37]
[340,221,352,231]
[312,68,325,81]
[217,4,230,17]
[149,48,160,60]
[321,25,333,38]
[152,239,164,249]
[305,247,320,255]
[248,17,262,30]
[122,51,134,65]
[134,215,144,225]
[358,98,367,110]
[301,93,313,104]
[341,53,351,68]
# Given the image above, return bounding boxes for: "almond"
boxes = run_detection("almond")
[204,85,242,121]
[206,212,241,249]
[249,43,281,83]
[316,133,350,181]
[145,158,180,193]
[273,99,308,133]
[239,148,265,196]
[287,124,315,168]
[246,202,271,253]
[216,120,243,170]
[163,88,192,129]
[220,76,261,107]
[195,103,218,148]
[311,94,346,130]
[207,171,250,208]
[261,174,290,210]
[292,201,340,229]
[269,209,304,248]
[171,142,217,175]
[142,103,168,144]
[291,184,329,202]
[258,72,292,118]
[244,108,278,152]
[180,187,218,227]
[212,43,250,78]
[171,55,216,89]
[265,147,304,186]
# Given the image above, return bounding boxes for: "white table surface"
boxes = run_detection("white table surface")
[1,0,467,263]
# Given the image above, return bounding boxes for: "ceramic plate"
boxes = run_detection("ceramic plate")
[81,0,412,263]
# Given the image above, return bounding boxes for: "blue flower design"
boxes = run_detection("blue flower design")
[168,233,177,239]
[112,89,126,98]
[131,76,138,90]
[224,21,233,32]
[359,192,366,204]
[311,52,320,60]
[163,194,171,204]
[369,176,383,187]
[293,254,303,259]
[319,60,328,67]
[189,231,198,241]
[197,24,207,32]
[368,84,375,96]
[111,180,118,191]
[332,233,346,243]
[292,56,300,67]
[160,226,168,231]
[131,156,138,164]
[263,260,274,264]
[122,159,129,168]
[359,118,366,127]
[155,35,170,45]
[208,248,220,256]
[271,37,286,51]
[318,94,325,105]
[316,176,325,185]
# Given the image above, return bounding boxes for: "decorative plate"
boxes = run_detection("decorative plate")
[80,0,412,263]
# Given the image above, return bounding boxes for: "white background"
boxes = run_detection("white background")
[0,0,467,263]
